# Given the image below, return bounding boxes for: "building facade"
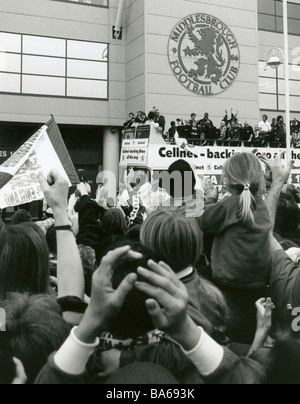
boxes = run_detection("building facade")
[0,0,299,196]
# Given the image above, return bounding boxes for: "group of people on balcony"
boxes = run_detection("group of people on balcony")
[123,108,300,149]
[167,111,300,148]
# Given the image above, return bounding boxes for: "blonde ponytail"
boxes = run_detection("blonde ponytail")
[237,184,257,226]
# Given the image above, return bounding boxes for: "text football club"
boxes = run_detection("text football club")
[168,13,240,96]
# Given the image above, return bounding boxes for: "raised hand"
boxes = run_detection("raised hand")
[269,152,294,186]
[75,246,143,344]
[89,246,142,321]
[135,260,200,350]
[39,169,69,213]
[135,261,189,334]
[255,298,274,337]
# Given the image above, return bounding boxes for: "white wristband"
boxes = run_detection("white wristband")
[181,327,224,377]
[54,327,99,375]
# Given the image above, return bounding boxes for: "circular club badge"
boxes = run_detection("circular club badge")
[168,14,240,96]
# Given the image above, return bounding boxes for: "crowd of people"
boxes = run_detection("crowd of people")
[1,148,300,385]
[124,108,300,148]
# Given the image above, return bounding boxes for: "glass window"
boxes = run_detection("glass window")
[279,95,300,111]
[0,31,108,99]
[259,0,300,35]
[0,53,21,73]
[278,79,300,95]
[67,40,107,61]
[290,66,300,80]
[0,32,21,53]
[22,75,65,96]
[259,93,277,110]
[52,0,108,6]
[258,0,275,14]
[258,14,276,31]
[276,0,300,18]
[0,73,20,93]
[67,59,107,79]
[260,77,277,93]
[23,35,66,57]
[67,78,107,98]
[23,55,65,76]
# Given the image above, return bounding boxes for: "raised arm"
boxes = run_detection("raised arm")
[36,247,142,384]
[39,170,84,300]
[248,298,274,357]
[263,152,294,231]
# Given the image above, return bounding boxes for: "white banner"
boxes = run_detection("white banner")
[0,126,71,209]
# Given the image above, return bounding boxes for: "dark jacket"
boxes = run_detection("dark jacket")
[198,195,272,289]
[75,195,105,249]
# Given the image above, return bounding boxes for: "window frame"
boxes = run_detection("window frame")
[51,0,109,9]
[0,31,109,101]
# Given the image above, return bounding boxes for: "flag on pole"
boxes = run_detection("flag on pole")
[0,116,79,209]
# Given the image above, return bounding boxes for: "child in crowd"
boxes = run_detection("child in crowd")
[199,152,272,289]
[199,153,272,342]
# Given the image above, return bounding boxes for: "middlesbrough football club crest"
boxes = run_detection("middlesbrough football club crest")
[168,14,240,96]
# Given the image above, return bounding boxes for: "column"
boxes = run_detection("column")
[102,127,120,204]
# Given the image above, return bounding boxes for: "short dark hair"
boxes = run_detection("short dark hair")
[1,293,70,384]
[263,115,268,120]
[125,225,142,242]
[102,209,128,237]
[0,223,50,299]
[11,210,33,225]
[275,192,300,235]
[160,160,196,199]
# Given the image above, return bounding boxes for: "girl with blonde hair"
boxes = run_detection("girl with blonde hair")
[199,152,272,343]
[199,152,272,289]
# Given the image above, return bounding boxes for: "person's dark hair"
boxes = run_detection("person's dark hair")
[101,209,128,237]
[170,121,176,127]
[106,242,155,338]
[95,235,125,267]
[0,223,50,299]
[46,225,57,256]
[286,184,300,204]
[263,115,268,120]
[11,210,33,225]
[267,338,300,384]
[275,192,300,235]
[125,225,142,242]
[148,110,155,120]
[159,160,196,199]
[1,293,70,384]
[277,115,284,123]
